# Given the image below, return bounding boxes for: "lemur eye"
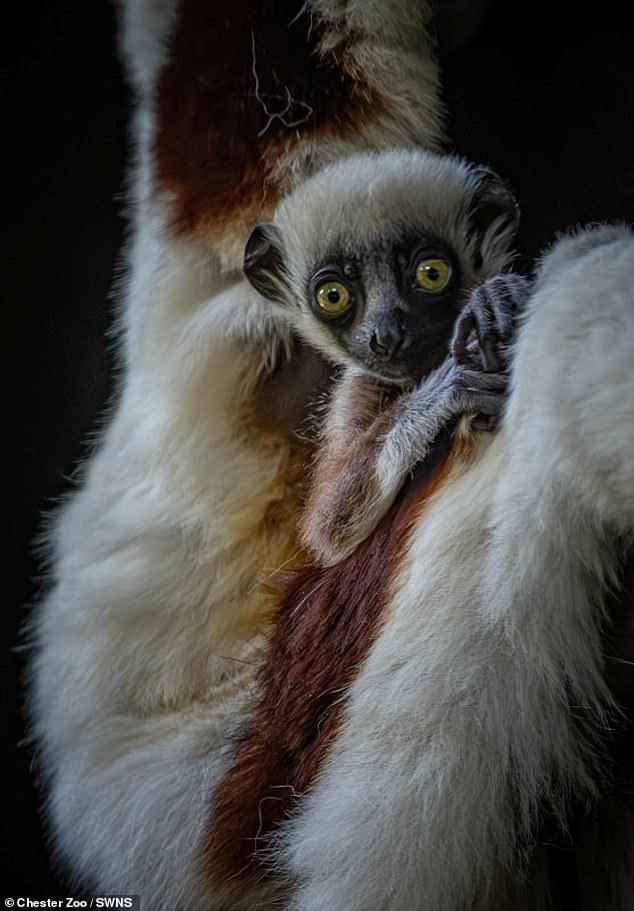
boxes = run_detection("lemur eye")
[415,258,451,292]
[315,280,351,314]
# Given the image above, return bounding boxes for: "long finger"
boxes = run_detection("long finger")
[454,368,507,391]
[462,390,504,416]
[451,309,475,363]
[470,293,501,372]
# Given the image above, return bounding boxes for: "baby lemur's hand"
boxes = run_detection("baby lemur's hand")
[452,273,532,372]
[445,273,532,429]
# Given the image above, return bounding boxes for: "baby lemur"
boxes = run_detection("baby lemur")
[244,149,531,564]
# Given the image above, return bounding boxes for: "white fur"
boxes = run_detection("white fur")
[278,225,634,910]
[115,1,177,93]
[307,0,443,154]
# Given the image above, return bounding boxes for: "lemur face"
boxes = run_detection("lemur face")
[243,149,519,386]
[304,233,461,383]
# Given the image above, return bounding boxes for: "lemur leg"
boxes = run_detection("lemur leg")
[496,225,634,532]
[302,274,532,565]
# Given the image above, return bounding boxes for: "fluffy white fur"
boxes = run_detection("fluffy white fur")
[28,1,445,909]
[279,225,634,910]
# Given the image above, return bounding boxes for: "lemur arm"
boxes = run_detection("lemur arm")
[302,274,532,565]
[494,226,634,531]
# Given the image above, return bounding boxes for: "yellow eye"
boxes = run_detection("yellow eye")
[415,258,451,292]
[315,280,351,314]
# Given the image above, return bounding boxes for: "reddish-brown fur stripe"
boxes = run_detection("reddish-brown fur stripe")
[204,429,456,899]
[155,0,378,235]
[253,338,334,438]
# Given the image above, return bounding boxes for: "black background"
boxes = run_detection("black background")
[4,0,633,900]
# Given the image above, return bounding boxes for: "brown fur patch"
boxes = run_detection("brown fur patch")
[155,0,378,237]
[253,337,334,441]
[203,428,457,901]
[302,386,443,563]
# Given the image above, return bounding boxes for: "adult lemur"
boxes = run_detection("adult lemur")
[29,0,448,906]
[28,1,633,910]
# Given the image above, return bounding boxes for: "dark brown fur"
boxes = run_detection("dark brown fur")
[204,429,456,900]
[253,338,334,440]
[155,0,379,236]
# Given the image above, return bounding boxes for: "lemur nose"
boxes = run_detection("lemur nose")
[370,325,404,359]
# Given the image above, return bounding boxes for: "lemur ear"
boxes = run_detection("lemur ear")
[468,168,520,270]
[243,223,288,301]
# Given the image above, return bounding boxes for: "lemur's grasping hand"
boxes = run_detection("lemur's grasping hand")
[448,272,532,429]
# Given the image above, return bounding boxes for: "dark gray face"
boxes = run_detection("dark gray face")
[305,233,463,384]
